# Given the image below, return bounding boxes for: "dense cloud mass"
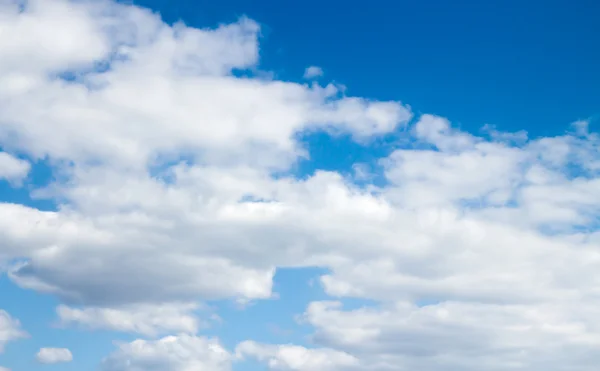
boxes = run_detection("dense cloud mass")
[1,0,600,370]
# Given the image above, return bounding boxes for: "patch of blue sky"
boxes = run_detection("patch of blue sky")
[205,267,379,349]
[0,158,57,212]
[0,277,135,371]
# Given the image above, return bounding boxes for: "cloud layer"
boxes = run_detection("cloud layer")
[0,0,599,370]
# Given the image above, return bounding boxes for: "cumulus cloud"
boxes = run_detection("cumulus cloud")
[0,152,30,184]
[35,347,73,364]
[101,335,231,371]
[236,341,359,370]
[0,0,409,309]
[56,303,201,337]
[0,310,26,353]
[1,0,600,370]
[0,0,410,171]
[303,66,323,79]
[301,300,600,370]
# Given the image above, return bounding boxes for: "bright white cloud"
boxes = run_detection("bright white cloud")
[0,310,26,353]
[236,341,359,370]
[101,335,231,371]
[303,66,323,79]
[0,152,30,183]
[0,0,410,171]
[56,303,201,337]
[0,0,409,308]
[1,0,600,370]
[36,347,73,364]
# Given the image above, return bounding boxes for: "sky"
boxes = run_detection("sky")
[0,0,599,370]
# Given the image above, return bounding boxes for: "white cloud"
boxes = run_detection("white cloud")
[0,152,30,184]
[1,0,600,370]
[36,347,73,364]
[56,302,201,337]
[101,335,231,371]
[0,310,26,352]
[0,0,410,171]
[236,341,359,370]
[0,367,10,371]
[303,66,323,79]
[298,299,600,370]
[0,0,409,308]
[571,119,590,136]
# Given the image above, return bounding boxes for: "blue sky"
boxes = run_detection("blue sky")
[132,0,600,176]
[136,0,599,133]
[0,0,599,370]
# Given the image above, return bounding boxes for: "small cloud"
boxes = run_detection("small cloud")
[35,348,73,364]
[571,119,590,136]
[481,123,528,143]
[0,310,27,352]
[352,163,373,181]
[303,66,323,79]
[0,152,30,185]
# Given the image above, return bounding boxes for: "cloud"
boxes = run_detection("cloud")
[303,66,323,79]
[35,347,73,364]
[101,335,231,371]
[571,119,590,136]
[0,0,409,309]
[0,152,30,184]
[1,0,600,370]
[236,341,359,370]
[56,303,201,337]
[300,300,600,370]
[0,310,26,353]
[0,0,410,172]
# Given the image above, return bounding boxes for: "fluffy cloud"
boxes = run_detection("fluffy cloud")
[302,300,600,370]
[101,335,231,371]
[35,347,73,364]
[0,0,410,172]
[1,0,600,370]
[0,152,30,184]
[56,303,201,337]
[236,341,359,370]
[0,310,26,353]
[303,66,323,79]
[0,0,409,309]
